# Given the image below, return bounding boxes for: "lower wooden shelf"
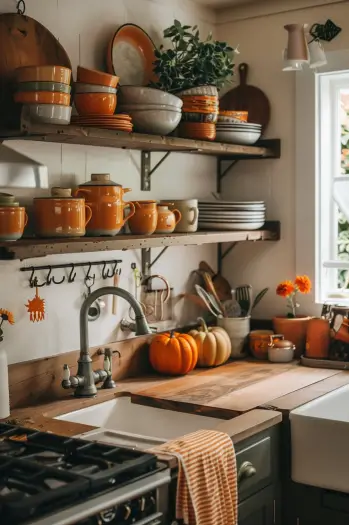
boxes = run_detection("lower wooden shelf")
[0,221,280,260]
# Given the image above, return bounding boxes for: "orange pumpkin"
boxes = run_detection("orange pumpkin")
[149,331,198,376]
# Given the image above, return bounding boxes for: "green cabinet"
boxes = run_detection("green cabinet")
[239,486,276,525]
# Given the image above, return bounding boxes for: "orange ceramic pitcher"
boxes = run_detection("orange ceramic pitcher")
[128,201,158,235]
[155,204,181,234]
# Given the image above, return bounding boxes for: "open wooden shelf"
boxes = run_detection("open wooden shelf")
[0,221,280,260]
[0,120,281,159]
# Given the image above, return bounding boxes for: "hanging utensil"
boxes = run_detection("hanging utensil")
[84,275,101,322]
[202,271,226,316]
[236,284,253,317]
[198,261,232,301]
[195,285,223,317]
[223,288,242,318]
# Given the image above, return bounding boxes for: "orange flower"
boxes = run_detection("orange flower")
[276,281,294,297]
[0,309,15,325]
[295,275,312,294]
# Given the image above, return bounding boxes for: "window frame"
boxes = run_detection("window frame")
[296,49,349,312]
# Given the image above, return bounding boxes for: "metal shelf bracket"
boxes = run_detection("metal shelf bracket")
[141,246,169,278]
[141,151,172,191]
[217,159,239,193]
[218,242,238,274]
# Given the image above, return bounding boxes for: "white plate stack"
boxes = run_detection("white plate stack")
[216,122,262,145]
[198,200,266,231]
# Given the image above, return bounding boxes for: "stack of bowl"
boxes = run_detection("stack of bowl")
[15,66,72,125]
[0,193,27,241]
[118,86,182,135]
[74,67,119,117]
[216,115,262,145]
[179,93,219,141]
[218,110,248,123]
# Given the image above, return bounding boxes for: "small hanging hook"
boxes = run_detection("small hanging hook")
[16,0,26,15]
[85,262,95,283]
[46,267,65,286]
[84,274,94,294]
[102,261,116,279]
[68,264,77,284]
[29,267,46,288]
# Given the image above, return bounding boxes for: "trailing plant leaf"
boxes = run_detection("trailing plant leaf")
[252,288,269,310]
[151,20,235,93]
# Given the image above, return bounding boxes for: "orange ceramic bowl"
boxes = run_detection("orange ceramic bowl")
[74,93,117,116]
[179,122,216,141]
[16,66,71,85]
[219,110,248,122]
[77,66,119,88]
[14,91,71,106]
[0,206,28,241]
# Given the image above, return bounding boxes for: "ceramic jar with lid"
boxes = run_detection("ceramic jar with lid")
[268,337,295,363]
[34,188,92,238]
[128,201,158,235]
[0,193,27,241]
[73,174,135,236]
[155,204,181,234]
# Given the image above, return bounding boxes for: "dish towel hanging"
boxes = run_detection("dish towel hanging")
[151,429,238,525]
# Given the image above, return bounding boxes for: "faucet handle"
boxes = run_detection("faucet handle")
[63,364,70,381]
[103,355,111,375]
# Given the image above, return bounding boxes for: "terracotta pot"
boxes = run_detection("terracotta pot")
[0,206,28,240]
[272,316,311,357]
[128,200,158,235]
[34,193,92,238]
[74,174,135,236]
[305,318,330,359]
[155,204,181,234]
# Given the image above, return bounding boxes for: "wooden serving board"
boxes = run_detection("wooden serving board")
[135,361,340,416]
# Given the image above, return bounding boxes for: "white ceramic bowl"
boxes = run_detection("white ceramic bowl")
[118,103,181,113]
[216,130,261,145]
[22,103,72,125]
[74,83,117,94]
[119,86,183,109]
[177,85,218,97]
[268,346,295,363]
[124,109,182,135]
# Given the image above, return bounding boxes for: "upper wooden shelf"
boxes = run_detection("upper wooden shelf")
[0,120,281,159]
[0,221,280,260]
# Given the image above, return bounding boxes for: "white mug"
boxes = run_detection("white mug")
[166,199,198,233]
[308,40,327,69]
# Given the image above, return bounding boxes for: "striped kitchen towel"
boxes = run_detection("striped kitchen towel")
[151,429,238,525]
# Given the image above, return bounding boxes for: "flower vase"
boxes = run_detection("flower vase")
[273,316,311,358]
[0,346,10,418]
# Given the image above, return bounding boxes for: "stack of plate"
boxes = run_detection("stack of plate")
[216,121,262,145]
[198,200,266,231]
[71,114,133,132]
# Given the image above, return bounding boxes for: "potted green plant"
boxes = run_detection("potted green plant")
[152,20,235,97]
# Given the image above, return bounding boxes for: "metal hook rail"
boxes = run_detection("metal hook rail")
[21,259,122,288]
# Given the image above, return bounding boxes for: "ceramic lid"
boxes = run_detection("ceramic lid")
[51,187,72,198]
[79,174,121,187]
[271,339,295,349]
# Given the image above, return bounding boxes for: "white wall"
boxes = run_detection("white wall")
[217,1,349,318]
[0,0,217,364]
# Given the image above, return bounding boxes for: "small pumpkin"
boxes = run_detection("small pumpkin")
[189,318,231,367]
[149,331,198,376]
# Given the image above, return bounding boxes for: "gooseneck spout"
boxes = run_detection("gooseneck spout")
[62,286,152,398]
[80,286,152,355]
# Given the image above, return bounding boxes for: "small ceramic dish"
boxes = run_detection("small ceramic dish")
[219,110,248,122]
[74,83,117,94]
[16,65,71,85]
[21,103,72,125]
[17,81,71,94]
[77,66,119,88]
[215,130,261,145]
[118,86,182,109]
[14,91,71,106]
[118,103,181,113]
[124,108,181,135]
[74,93,117,116]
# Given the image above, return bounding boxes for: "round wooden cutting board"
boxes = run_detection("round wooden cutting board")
[0,13,71,127]
[220,63,271,133]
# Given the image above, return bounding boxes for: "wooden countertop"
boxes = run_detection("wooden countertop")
[7,360,349,444]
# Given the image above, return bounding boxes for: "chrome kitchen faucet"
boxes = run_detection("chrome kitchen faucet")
[62,286,152,397]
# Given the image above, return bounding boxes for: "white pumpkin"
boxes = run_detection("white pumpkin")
[189,318,231,367]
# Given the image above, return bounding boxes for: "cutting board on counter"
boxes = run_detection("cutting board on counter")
[134,361,340,416]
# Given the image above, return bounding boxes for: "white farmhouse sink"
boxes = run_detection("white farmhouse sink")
[56,396,225,442]
[290,384,349,492]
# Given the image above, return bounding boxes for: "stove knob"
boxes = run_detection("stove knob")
[139,497,146,512]
[123,504,132,520]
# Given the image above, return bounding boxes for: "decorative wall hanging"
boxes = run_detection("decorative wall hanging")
[25,287,45,322]
[310,20,342,43]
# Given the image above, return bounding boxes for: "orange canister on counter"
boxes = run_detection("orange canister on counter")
[305,318,330,359]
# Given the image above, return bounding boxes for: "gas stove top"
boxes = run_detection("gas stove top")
[0,423,170,525]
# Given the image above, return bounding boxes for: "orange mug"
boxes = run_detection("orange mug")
[128,201,158,236]
[0,206,28,241]
[34,198,92,238]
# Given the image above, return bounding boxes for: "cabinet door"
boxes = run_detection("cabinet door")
[239,486,276,525]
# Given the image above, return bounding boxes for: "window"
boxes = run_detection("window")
[296,50,349,311]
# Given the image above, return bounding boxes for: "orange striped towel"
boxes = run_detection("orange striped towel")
[151,429,238,525]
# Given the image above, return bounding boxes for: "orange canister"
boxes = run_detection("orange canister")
[34,188,92,238]
[155,204,181,234]
[73,174,135,236]
[305,318,330,359]
[128,201,158,235]
[0,206,28,240]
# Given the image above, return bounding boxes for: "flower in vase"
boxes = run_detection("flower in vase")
[276,276,311,318]
[276,281,295,298]
[0,309,15,343]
